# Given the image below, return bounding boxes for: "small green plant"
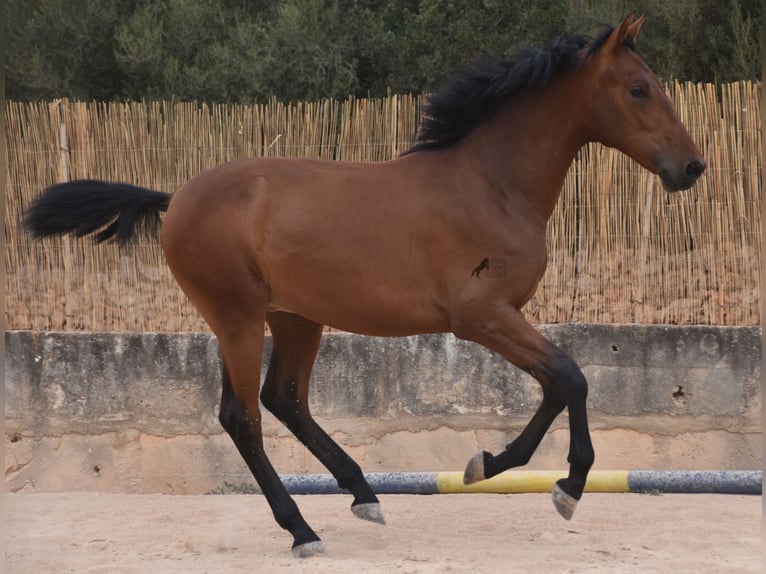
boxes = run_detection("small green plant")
[206,481,262,495]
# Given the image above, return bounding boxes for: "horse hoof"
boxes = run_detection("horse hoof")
[292,540,326,559]
[463,451,487,485]
[551,484,578,520]
[352,502,386,525]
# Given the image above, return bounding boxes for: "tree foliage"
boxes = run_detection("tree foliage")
[6,0,761,102]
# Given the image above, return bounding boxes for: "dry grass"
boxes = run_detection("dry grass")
[5,82,761,332]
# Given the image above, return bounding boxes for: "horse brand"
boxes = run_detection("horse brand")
[471,258,509,279]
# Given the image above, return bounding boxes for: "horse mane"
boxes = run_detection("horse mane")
[405,25,629,154]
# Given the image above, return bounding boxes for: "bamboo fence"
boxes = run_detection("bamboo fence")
[4,82,761,332]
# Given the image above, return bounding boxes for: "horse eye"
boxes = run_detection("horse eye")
[630,86,647,99]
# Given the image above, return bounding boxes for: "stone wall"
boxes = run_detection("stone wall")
[5,325,761,493]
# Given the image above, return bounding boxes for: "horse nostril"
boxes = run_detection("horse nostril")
[686,159,705,178]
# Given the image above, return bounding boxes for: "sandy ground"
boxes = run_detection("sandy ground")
[6,492,762,573]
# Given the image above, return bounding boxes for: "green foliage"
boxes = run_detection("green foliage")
[5,0,761,102]
[258,0,384,100]
[561,0,762,82]
[6,0,133,100]
[388,0,574,92]
[114,0,250,100]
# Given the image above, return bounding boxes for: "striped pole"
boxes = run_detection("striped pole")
[280,470,762,495]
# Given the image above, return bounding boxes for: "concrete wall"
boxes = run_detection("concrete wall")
[5,325,761,494]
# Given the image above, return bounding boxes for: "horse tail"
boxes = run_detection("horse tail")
[24,180,172,245]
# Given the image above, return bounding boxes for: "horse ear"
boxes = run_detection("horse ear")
[626,14,646,42]
[604,13,639,53]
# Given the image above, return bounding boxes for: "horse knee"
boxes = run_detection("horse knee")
[540,381,568,412]
[569,441,595,470]
[547,352,588,401]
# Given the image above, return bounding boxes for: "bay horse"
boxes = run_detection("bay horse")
[25,14,704,557]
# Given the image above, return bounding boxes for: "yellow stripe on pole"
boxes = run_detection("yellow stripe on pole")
[435,470,630,494]
[582,470,630,493]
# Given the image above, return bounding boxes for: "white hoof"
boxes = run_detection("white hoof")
[551,484,578,520]
[351,502,386,525]
[292,540,326,559]
[463,451,487,485]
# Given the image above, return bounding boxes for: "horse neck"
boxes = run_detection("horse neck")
[454,77,588,222]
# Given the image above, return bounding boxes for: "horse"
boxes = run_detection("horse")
[24,14,704,557]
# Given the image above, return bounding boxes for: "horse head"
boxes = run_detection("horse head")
[580,14,705,191]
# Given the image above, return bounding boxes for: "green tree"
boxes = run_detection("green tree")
[562,0,762,82]
[5,0,761,102]
[114,0,274,101]
[256,0,393,100]
[6,0,132,100]
[387,0,574,92]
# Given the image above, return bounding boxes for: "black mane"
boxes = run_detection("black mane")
[405,26,623,154]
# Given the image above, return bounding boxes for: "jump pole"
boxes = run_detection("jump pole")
[280,470,762,495]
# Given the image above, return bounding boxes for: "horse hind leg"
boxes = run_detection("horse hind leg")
[174,275,324,554]
[161,198,324,555]
[261,311,384,525]
[216,323,326,557]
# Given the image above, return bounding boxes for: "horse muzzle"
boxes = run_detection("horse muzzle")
[659,157,706,192]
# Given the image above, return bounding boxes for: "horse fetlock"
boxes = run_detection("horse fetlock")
[334,462,367,491]
[567,445,595,472]
[503,441,534,468]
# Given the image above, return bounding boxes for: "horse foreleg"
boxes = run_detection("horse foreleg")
[217,329,325,558]
[453,305,594,520]
[463,384,566,482]
[261,312,384,524]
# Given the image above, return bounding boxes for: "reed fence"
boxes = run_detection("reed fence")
[4,82,761,332]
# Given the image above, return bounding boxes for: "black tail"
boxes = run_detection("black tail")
[24,180,172,245]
